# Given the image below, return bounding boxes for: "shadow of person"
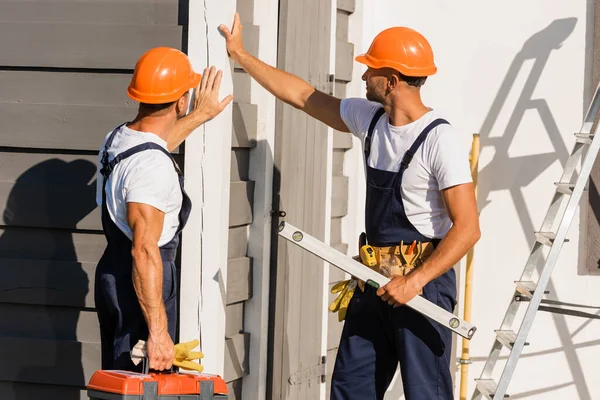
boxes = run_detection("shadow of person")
[0,157,98,399]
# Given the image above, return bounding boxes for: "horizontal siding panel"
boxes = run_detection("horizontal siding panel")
[230,149,250,181]
[0,103,131,150]
[0,181,101,230]
[331,176,349,218]
[0,304,99,342]
[228,226,248,260]
[332,150,345,176]
[327,304,344,349]
[0,380,87,400]
[0,337,100,386]
[337,0,356,13]
[0,22,181,69]
[0,70,132,106]
[226,257,252,305]
[233,24,259,70]
[229,181,254,227]
[0,259,95,308]
[333,131,353,150]
[0,227,105,263]
[332,243,348,254]
[223,333,249,383]
[335,40,354,82]
[225,303,244,338]
[331,217,342,245]
[0,0,179,25]
[334,80,348,98]
[232,71,251,104]
[232,102,258,148]
[336,11,349,41]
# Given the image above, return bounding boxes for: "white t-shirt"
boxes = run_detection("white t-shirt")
[95,125,183,247]
[340,98,472,238]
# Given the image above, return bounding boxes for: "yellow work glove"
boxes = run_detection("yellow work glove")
[329,279,357,322]
[173,339,205,373]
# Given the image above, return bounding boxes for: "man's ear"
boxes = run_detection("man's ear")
[387,73,401,90]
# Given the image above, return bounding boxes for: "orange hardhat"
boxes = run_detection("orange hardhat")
[356,27,437,77]
[127,47,201,104]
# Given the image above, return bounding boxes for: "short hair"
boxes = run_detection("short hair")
[140,101,176,112]
[398,72,427,88]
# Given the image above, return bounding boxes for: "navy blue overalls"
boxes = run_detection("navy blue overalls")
[95,125,192,371]
[331,108,457,400]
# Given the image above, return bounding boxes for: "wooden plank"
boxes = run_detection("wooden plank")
[332,149,345,176]
[0,380,87,400]
[0,337,100,387]
[223,333,250,382]
[335,40,354,82]
[226,303,244,338]
[0,0,179,25]
[0,103,133,150]
[229,181,254,227]
[0,70,132,106]
[226,257,252,305]
[0,22,182,69]
[230,149,250,181]
[333,130,353,150]
[337,0,356,13]
[331,176,349,218]
[228,226,248,260]
[0,303,99,342]
[0,227,106,263]
[226,379,243,400]
[232,102,258,148]
[0,258,95,308]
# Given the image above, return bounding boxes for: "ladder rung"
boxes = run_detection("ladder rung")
[534,231,569,246]
[575,133,594,144]
[495,329,529,349]
[475,379,509,398]
[554,182,575,195]
[515,280,536,299]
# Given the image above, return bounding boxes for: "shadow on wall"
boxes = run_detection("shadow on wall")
[0,157,97,399]
[475,18,596,400]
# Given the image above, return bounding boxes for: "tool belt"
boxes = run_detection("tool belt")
[357,240,435,293]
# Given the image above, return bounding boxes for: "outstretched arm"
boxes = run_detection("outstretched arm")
[219,13,350,133]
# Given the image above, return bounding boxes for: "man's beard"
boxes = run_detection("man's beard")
[366,88,384,103]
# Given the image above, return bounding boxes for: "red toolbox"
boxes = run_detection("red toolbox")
[87,370,228,400]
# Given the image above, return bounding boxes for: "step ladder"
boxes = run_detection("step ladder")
[472,81,600,400]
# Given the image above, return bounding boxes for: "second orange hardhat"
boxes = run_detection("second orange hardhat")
[356,27,437,77]
[127,47,201,104]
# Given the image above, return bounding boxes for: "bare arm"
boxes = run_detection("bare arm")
[411,183,480,286]
[378,183,481,304]
[127,202,174,370]
[219,13,350,133]
[167,67,234,152]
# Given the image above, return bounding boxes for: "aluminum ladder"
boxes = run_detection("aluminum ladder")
[472,81,600,399]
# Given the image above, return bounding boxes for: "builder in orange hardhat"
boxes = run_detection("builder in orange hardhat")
[95,47,232,373]
[220,14,480,400]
